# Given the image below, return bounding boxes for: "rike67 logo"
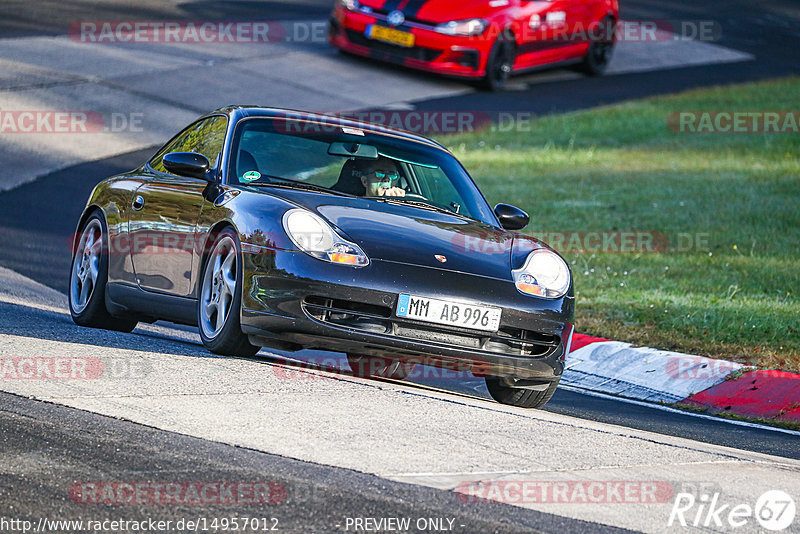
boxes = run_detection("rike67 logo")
[669,490,796,531]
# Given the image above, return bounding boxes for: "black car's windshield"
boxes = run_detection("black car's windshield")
[228,117,496,223]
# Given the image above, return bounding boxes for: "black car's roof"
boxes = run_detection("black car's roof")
[205,106,451,154]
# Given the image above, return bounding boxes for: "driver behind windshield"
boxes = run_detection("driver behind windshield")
[361,158,406,197]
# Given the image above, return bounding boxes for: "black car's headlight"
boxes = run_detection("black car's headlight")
[434,19,488,36]
[282,209,369,267]
[512,249,570,298]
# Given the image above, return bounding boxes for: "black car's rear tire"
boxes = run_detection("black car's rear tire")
[347,354,416,380]
[579,16,616,76]
[69,211,138,333]
[198,228,260,357]
[485,376,559,408]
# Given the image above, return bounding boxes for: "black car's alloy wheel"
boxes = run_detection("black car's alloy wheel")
[485,376,559,408]
[69,212,137,332]
[198,228,260,357]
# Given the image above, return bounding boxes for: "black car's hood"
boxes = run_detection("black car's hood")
[269,189,514,279]
[320,203,512,279]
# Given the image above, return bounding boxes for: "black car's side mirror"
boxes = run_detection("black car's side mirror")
[163,152,211,180]
[494,203,529,230]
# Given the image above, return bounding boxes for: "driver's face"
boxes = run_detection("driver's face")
[362,165,399,195]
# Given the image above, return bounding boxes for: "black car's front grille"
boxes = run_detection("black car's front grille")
[302,296,560,357]
[345,29,442,62]
[303,296,393,334]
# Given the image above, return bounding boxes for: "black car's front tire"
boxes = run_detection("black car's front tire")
[485,376,559,408]
[198,228,260,357]
[69,211,138,332]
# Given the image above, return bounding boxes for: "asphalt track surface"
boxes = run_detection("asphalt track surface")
[1,391,625,534]
[3,0,797,116]
[1,0,799,532]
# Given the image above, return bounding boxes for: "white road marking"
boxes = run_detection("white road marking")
[562,341,744,403]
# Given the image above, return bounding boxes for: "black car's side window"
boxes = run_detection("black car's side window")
[149,115,228,175]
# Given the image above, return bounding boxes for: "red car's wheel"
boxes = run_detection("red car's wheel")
[481,31,516,91]
[580,16,616,75]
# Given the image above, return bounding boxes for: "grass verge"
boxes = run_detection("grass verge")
[445,77,800,371]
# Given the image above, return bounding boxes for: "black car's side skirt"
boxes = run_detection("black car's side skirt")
[106,282,197,326]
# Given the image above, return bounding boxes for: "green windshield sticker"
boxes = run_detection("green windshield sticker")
[242,171,261,182]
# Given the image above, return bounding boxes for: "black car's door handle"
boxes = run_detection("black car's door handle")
[132,195,145,211]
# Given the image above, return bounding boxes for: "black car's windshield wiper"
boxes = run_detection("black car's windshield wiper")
[371,196,476,221]
[242,176,354,197]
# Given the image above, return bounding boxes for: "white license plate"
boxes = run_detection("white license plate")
[396,294,501,332]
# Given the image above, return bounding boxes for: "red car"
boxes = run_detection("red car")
[329,0,618,90]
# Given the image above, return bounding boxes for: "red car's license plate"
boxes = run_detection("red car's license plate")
[366,24,415,47]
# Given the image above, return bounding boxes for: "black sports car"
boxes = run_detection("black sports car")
[69,107,574,408]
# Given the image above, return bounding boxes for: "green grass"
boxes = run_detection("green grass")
[444,77,800,371]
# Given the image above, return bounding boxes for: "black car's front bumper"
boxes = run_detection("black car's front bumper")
[240,249,574,382]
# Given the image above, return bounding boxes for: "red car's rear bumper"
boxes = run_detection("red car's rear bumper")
[329,8,491,79]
